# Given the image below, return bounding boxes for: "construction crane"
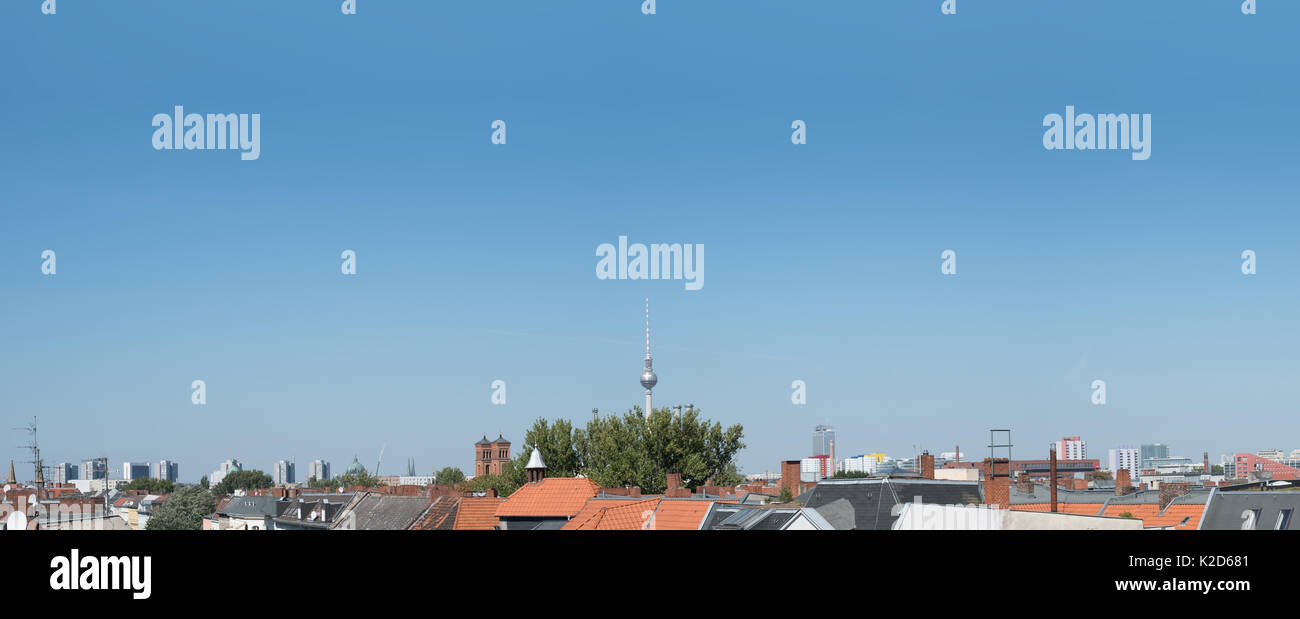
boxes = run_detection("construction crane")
[374,443,386,477]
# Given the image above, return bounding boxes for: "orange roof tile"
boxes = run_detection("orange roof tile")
[649,500,725,530]
[454,496,505,530]
[563,498,661,530]
[1009,503,1104,515]
[1143,504,1205,530]
[496,477,601,518]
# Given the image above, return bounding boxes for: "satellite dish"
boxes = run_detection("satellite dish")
[6,511,28,530]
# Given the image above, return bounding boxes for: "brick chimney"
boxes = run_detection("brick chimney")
[1115,468,1132,496]
[1203,452,1210,474]
[1159,482,1190,509]
[780,460,802,496]
[1049,445,1058,513]
[1016,473,1034,495]
[920,452,935,480]
[666,473,682,491]
[983,458,1010,508]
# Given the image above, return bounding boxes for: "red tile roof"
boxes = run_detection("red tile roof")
[454,496,505,530]
[650,500,728,530]
[496,477,601,518]
[564,498,661,530]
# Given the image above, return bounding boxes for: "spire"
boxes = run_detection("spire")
[5,460,14,485]
[526,447,547,483]
[645,295,651,359]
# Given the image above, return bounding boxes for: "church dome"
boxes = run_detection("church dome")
[343,455,367,476]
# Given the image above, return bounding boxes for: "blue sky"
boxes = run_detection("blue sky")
[1,1,1297,481]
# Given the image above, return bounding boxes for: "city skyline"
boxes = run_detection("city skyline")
[3,2,1298,478]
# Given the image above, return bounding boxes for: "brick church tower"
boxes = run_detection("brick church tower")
[475,434,511,477]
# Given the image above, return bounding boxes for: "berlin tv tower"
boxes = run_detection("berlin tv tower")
[639,296,658,418]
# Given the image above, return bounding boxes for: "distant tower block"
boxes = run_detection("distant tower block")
[639,296,658,418]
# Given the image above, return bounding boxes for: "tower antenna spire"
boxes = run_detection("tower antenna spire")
[639,296,658,418]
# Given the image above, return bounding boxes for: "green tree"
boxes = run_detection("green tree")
[145,485,217,530]
[777,484,794,503]
[832,471,872,479]
[512,407,745,494]
[1211,465,1224,475]
[123,477,175,494]
[306,472,383,489]
[212,470,273,494]
[435,466,466,486]
[199,475,209,490]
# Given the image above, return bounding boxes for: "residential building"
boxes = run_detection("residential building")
[801,455,831,481]
[1108,447,1140,479]
[1257,449,1286,462]
[1232,453,1300,481]
[1056,436,1087,461]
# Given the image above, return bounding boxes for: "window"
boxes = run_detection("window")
[1276,509,1293,531]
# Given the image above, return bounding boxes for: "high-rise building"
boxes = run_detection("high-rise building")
[1140,443,1170,468]
[210,459,242,487]
[639,296,657,418]
[154,460,179,482]
[1056,436,1087,461]
[273,460,296,485]
[1108,447,1140,480]
[309,459,330,481]
[53,462,78,485]
[122,462,150,481]
[812,425,835,457]
[80,458,107,480]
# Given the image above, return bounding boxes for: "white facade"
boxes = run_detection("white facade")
[1057,437,1087,461]
[841,455,881,475]
[210,459,242,488]
[1108,447,1140,479]
[1257,449,1285,462]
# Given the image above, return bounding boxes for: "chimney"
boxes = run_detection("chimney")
[982,458,1010,508]
[1049,445,1058,513]
[1115,468,1131,496]
[780,460,802,497]
[1159,482,1190,509]
[829,440,836,477]
[629,486,641,498]
[955,445,960,464]
[1016,473,1034,495]
[666,473,682,491]
[1203,452,1210,474]
[920,451,935,480]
